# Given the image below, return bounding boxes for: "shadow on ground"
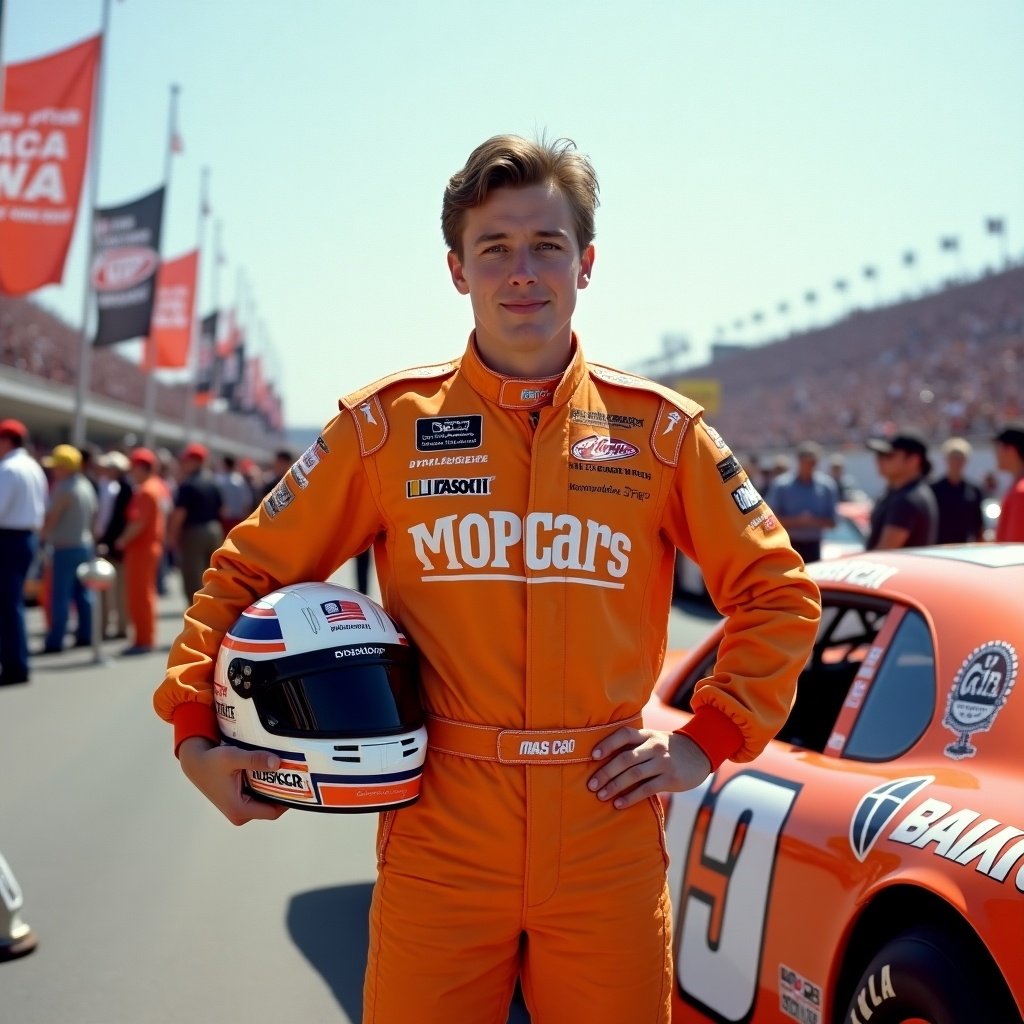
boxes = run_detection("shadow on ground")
[287,884,531,1023]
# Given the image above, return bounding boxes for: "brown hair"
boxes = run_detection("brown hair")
[442,135,600,258]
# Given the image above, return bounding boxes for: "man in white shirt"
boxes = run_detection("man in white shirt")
[0,419,49,686]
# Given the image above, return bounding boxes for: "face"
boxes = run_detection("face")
[447,182,594,377]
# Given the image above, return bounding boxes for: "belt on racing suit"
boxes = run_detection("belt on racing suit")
[424,713,643,765]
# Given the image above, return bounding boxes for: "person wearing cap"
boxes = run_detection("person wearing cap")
[993,423,1024,542]
[167,443,223,604]
[0,420,49,685]
[114,448,168,655]
[37,444,98,654]
[765,441,838,563]
[865,429,938,550]
[929,437,984,544]
[94,451,134,639]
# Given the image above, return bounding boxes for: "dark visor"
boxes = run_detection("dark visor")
[235,649,422,739]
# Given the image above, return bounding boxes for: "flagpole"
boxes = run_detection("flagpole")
[71,0,113,449]
[183,165,209,436]
[142,82,180,449]
[201,217,224,445]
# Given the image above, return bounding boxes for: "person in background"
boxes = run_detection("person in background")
[929,437,984,544]
[993,422,1024,542]
[826,452,859,501]
[0,419,48,686]
[865,429,938,550]
[94,451,134,639]
[167,443,223,605]
[765,440,838,563]
[154,448,177,597]
[215,454,256,534]
[115,448,168,656]
[37,444,97,654]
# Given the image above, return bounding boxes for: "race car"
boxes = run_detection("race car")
[646,543,1024,1024]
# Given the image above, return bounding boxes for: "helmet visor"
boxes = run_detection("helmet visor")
[255,660,422,739]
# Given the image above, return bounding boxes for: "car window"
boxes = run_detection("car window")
[668,595,891,757]
[842,609,935,761]
[824,515,867,545]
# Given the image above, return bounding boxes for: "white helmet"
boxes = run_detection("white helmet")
[214,582,427,813]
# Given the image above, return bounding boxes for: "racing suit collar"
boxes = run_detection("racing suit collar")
[461,332,587,411]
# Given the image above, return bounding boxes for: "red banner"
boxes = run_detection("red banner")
[143,249,198,369]
[0,35,101,295]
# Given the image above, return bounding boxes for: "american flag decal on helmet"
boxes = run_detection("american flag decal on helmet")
[321,599,366,623]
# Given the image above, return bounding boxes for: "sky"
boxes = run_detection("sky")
[3,0,1023,431]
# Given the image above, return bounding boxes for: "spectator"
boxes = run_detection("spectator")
[37,444,97,654]
[167,443,224,604]
[0,419,48,685]
[929,437,984,543]
[826,453,861,501]
[765,441,838,563]
[865,429,939,550]
[215,454,256,534]
[94,451,133,639]
[115,448,168,656]
[993,422,1024,542]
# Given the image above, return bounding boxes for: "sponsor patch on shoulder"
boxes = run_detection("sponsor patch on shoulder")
[731,480,763,514]
[716,454,742,482]
[263,479,295,518]
[703,422,728,450]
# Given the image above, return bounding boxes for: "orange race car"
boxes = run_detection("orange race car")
[646,543,1024,1024]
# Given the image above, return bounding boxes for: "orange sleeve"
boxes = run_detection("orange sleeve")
[663,415,821,764]
[153,410,384,751]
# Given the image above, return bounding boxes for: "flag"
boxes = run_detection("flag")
[170,130,183,155]
[217,310,244,405]
[193,310,219,405]
[143,249,198,369]
[92,187,165,345]
[0,35,102,295]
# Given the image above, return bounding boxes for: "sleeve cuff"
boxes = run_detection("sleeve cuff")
[172,702,222,758]
[674,705,744,771]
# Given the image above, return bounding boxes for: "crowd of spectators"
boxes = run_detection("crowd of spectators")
[0,296,275,448]
[665,265,1024,453]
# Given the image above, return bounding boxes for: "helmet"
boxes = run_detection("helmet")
[214,582,426,813]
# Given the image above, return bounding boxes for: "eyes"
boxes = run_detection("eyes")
[480,241,565,256]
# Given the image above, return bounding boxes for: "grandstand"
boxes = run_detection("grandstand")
[655,265,1024,457]
[0,293,284,457]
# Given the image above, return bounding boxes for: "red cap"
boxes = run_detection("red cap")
[130,447,157,468]
[0,418,28,441]
[179,442,209,463]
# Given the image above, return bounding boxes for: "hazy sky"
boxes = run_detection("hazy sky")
[5,0,1023,430]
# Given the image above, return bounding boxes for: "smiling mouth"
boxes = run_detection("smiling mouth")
[502,301,547,313]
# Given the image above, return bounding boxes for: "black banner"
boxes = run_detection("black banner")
[220,336,244,407]
[194,310,219,402]
[92,187,165,346]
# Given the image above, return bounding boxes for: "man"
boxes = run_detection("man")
[94,451,134,639]
[993,422,1024,542]
[116,448,168,656]
[214,454,255,534]
[929,437,984,544]
[0,420,48,685]
[167,443,223,604]
[766,440,837,563]
[865,429,938,549]
[38,444,97,654]
[153,135,820,1023]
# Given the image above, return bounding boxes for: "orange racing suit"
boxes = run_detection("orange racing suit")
[154,336,820,1023]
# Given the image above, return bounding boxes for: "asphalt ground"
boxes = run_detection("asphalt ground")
[0,560,717,1024]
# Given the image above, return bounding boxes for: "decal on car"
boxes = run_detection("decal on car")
[666,772,801,1021]
[849,776,934,862]
[806,559,899,589]
[943,640,1018,759]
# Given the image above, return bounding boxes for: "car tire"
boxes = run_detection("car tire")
[841,925,1020,1024]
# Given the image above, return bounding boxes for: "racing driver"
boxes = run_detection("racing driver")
[153,134,821,1024]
